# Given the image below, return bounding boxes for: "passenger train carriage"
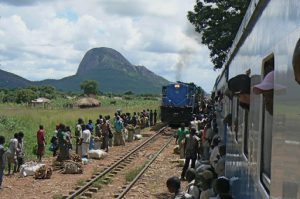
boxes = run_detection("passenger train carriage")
[213,0,300,198]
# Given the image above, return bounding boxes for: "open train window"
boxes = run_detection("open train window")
[260,54,274,193]
[243,109,249,158]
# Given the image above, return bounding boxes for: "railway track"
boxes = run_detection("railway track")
[65,125,173,199]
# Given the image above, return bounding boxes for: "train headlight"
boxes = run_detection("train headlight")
[175,84,180,89]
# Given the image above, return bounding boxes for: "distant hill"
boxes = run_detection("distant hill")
[0,47,170,94]
[0,69,31,88]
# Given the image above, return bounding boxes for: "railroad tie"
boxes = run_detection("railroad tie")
[83,191,93,198]
[89,187,98,193]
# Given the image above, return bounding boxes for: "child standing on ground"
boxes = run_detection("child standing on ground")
[16,131,25,172]
[0,136,6,189]
[7,133,18,175]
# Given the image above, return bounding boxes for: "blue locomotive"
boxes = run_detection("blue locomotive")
[160,82,199,125]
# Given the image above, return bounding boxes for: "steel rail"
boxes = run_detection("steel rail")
[116,136,173,199]
[66,126,167,199]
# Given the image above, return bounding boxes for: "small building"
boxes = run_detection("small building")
[74,97,101,108]
[31,97,51,108]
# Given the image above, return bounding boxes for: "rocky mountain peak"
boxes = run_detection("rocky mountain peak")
[76,47,133,75]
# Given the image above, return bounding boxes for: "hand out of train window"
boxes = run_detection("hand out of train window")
[292,38,300,84]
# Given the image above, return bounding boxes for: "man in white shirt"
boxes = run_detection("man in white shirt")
[190,116,199,131]
[81,125,91,158]
[209,136,221,169]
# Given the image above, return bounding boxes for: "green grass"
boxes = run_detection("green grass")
[92,180,103,189]
[125,165,145,182]
[76,179,86,186]
[0,96,160,160]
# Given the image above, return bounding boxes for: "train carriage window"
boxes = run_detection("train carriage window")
[259,55,274,193]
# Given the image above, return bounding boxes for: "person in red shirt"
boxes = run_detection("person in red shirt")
[37,125,46,162]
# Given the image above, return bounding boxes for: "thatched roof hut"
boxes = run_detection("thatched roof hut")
[74,97,101,108]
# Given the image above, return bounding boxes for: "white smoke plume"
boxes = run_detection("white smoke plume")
[175,22,204,82]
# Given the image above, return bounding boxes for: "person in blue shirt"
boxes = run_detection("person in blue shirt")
[87,119,94,133]
[114,116,125,146]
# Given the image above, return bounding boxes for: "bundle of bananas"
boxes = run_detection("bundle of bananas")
[62,160,83,174]
[34,165,53,179]
[70,153,82,162]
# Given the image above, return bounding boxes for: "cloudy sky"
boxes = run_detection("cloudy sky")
[0,0,219,92]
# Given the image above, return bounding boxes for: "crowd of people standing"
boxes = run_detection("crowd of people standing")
[167,99,233,199]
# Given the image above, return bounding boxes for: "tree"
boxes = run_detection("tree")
[3,90,17,103]
[16,89,36,104]
[39,86,56,99]
[124,91,134,95]
[80,80,99,95]
[187,0,251,69]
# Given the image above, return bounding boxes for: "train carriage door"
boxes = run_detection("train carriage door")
[259,54,274,194]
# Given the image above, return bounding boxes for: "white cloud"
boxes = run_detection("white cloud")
[0,0,217,92]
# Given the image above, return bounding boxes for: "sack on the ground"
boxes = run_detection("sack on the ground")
[20,162,45,177]
[34,165,53,179]
[134,134,143,140]
[82,157,89,165]
[88,149,107,160]
[62,160,83,174]
[173,145,180,154]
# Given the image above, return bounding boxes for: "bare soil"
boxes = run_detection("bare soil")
[126,131,188,199]
[92,134,172,198]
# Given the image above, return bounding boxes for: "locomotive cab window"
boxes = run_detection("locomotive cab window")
[258,54,274,193]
